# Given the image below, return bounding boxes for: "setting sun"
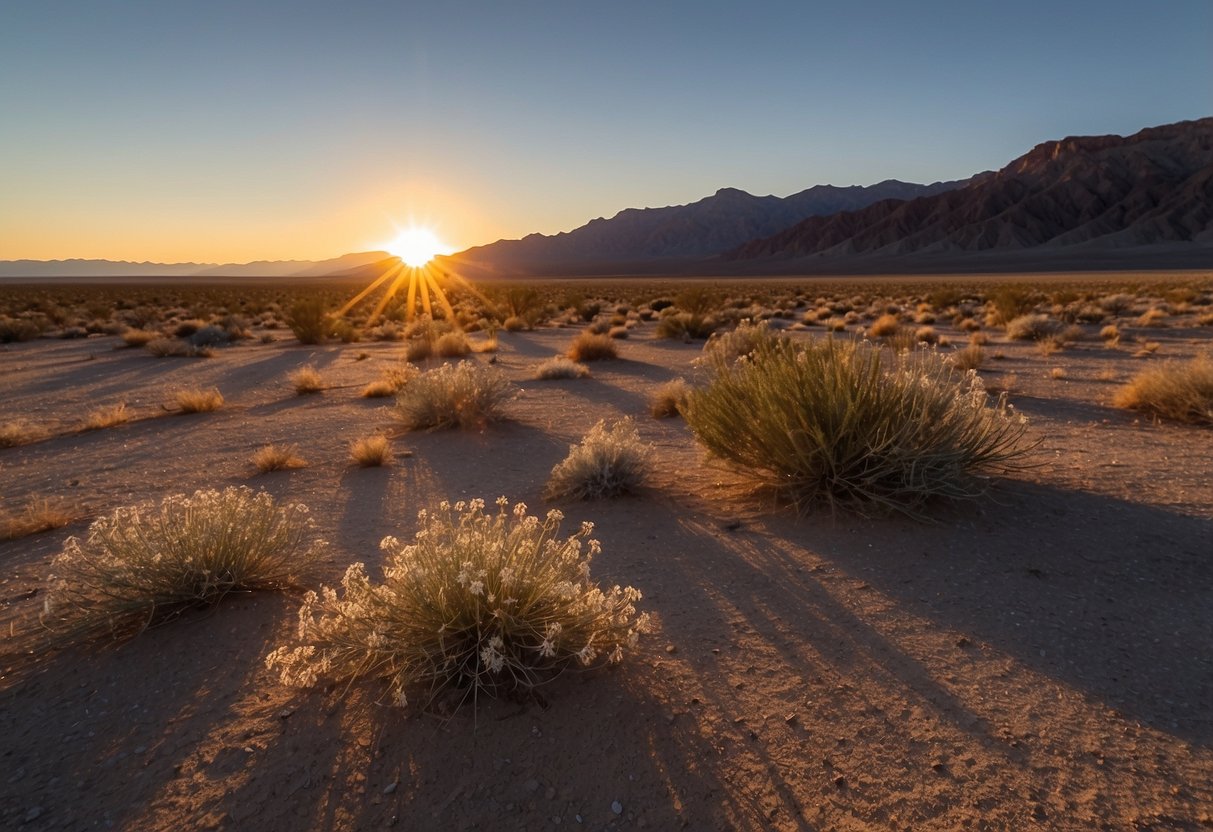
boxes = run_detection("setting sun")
[386,227,451,267]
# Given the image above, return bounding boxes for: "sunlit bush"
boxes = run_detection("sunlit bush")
[266,498,648,709]
[545,419,647,500]
[395,360,513,430]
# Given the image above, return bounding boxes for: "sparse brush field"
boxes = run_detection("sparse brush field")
[1,272,1212,831]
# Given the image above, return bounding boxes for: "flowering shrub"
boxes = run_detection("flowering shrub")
[266,498,648,709]
[43,487,324,641]
[544,419,648,501]
[684,335,1032,517]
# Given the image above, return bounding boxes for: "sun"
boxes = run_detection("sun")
[386,227,451,267]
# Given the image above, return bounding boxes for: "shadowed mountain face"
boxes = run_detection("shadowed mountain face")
[451,179,966,273]
[727,118,1213,260]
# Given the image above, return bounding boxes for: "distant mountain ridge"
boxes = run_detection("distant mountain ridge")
[450,179,969,274]
[727,117,1213,261]
[0,251,390,279]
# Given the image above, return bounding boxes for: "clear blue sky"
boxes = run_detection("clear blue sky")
[1,0,1209,262]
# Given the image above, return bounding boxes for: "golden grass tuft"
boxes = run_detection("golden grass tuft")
[175,387,224,413]
[566,331,618,362]
[1113,355,1213,425]
[252,443,308,472]
[395,361,513,431]
[350,434,393,467]
[1,498,75,541]
[544,418,648,501]
[361,379,397,398]
[0,419,46,447]
[650,378,691,418]
[534,356,591,380]
[120,328,159,348]
[433,331,470,358]
[82,402,129,431]
[291,364,324,395]
[867,313,901,338]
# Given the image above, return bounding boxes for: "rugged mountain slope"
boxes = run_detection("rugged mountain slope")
[452,179,964,272]
[728,118,1213,260]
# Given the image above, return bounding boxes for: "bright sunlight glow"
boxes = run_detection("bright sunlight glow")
[386,227,452,267]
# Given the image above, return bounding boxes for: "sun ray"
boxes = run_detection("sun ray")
[335,261,404,319]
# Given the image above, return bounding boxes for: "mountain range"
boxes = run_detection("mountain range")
[3,117,1210,278]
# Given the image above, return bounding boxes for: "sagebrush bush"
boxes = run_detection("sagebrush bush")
[120,328,159,348]
[288,298,330,344]
[656,312,717,340]
[434,331,470,357]
[534,356,590,379]
[1005,314,1063,341]
[43,487,324,642]
[868,313,901,338]
[266,498,648,709]
[699,320,775,366]
[683,335,1031,516]
[544,419,648,501]
[1113,355,1213,425]
[395,360,512,430]
[566,331,618,361]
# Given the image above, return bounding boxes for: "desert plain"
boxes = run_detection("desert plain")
[1,272,1211,831]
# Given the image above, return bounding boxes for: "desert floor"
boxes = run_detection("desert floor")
[1,282,1211,831]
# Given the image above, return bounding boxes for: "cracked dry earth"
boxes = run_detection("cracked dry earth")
[1,301,1211,830]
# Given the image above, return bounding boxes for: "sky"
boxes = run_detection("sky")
[1,0,1209,264]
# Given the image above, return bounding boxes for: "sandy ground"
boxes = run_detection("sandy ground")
[1,306,1211,831]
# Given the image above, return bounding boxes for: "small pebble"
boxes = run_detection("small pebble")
[24,807,43,822]
[611,800,623,815]
[665,645,677,654]
[383,782,398,795]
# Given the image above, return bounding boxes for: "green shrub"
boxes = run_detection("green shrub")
[395,360,512,430]
[683,335,1031,517]
[43,487,324,642]
[544,419,647,500]
[266,498,649,709]
[1113,356,1213,424]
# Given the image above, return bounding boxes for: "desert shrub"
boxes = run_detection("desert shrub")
[500,287,544,327]
[188,324,233,348]
[120,328,159,348]
[350,435,392,467]
[502,315,527,332]
[1113,356,1213,425]
[1135,308,1169,327]
[699,320,777,366]
[395,360,512,430]
[43,487,323,642]
[82,403,129,431]
[534,356,591,380]
[288,298,330,345]
[987,286,1038,324]
[0,317,43,343]
[470,331,499,353]
[868,313,901,338]
[175,387,224,413]
[434,331,470,357]
[252,443,307,472]
[545,419,647,501]
[145,338,209,358]
[330,318,360,343]
[951,343,985,371]
[566,331,618,361]
[915,326,939,344]
[1005,314,1063,341]
[656,312,717,340]
[675,286,720,317]
[607,325,629,339]
[683,335,1031,516]
[291,365,324,395]
[649,378,690,418]
[266,498,648,708]
[362,380,396,398]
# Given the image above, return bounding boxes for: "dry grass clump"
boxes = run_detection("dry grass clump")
[395,360,512,431]
[700,320,776,366]
[684,335,1031,517]
[650,378,691,418]
[544,419,648,501]
[287,298,330,344]
[175,387,224,413]
[1113,355,1213,425]
[120,328,159,348]
[434,331,471,357]
[361,379,397,398]
[43,487,323,643]
[1135,308,1169,327]
[534,356,591,380]
[290,364,324,395]
[145,338,210,358]
[252,443,308,472]
[350,434,392,467]
[950,343,985,371]
[266,498,648,709]
[1005,314,1063,341]
[0,419,46,447]
[363,362,420,397]
[81,403,129,431]
[566,331,618,362]
[1,499,75,541]
[868,313,901,338]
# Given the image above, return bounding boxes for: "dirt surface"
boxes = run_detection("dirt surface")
[1,292,1211,831]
